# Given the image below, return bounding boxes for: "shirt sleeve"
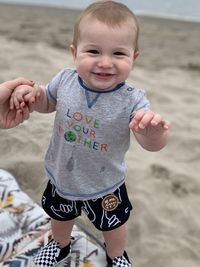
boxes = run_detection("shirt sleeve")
[46,69,67,103]
[130,89,151,120]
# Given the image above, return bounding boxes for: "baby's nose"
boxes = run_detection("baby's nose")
[98,55,113,68]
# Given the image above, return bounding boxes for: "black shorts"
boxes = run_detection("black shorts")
[42,180,133,231]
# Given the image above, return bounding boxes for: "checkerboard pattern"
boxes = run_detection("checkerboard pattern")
[32,239,70,267]
[112,255,132,267]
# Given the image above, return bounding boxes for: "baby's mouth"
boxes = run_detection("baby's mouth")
[93,72,114,78]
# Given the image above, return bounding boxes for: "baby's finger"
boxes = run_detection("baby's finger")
[24,92,34,102]
[19,101,26,109]
[133,110,146,122]
[161,120,171,130]
[10,94,23,110]
[150,113,162,126]
[129,110,145,128]
[138,111,155,129]
[14,109,24,125]
[24,89,40,102]
[13,95,23,110]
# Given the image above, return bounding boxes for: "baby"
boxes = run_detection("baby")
[9,1,170,267]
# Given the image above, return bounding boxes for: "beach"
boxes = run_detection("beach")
[0,3,200,267]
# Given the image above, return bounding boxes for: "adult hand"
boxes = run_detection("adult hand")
[0,77,34,129]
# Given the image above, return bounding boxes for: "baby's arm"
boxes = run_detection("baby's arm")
[129,110,170,151]
[10,84,55,113]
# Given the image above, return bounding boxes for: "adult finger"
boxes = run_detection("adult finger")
[13,109,24,127]
[4,78,34,91]
[22,106,30,120]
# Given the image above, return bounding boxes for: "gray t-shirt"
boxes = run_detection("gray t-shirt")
[45,68,150,200]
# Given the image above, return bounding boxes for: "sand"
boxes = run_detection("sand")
[0,3,200,267]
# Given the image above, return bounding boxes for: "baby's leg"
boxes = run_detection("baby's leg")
[41,180,82,248]
[51,218,74,248]
[32,218,74,266]
[103,223,126,259]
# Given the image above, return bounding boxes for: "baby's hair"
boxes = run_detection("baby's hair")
[72,0,139,52]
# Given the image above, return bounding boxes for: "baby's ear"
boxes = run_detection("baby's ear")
[134,51,139,60]
[70,44,77,60]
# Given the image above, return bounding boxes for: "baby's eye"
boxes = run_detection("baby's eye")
[114,51,126,56]
[87,50,99,54]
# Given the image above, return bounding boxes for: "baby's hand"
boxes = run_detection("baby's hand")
[129,110,170,135]
[10,84,40,112]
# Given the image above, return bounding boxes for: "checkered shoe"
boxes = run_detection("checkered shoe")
[106,250,133,267]
[31,239,71,267]
[112,255,132,267]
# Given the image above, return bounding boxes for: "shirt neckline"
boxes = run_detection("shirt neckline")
[78,76,125,94]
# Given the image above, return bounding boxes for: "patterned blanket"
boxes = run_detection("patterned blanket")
[0,169,106,266]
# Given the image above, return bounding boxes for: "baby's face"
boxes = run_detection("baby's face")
[71,18,138,91]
